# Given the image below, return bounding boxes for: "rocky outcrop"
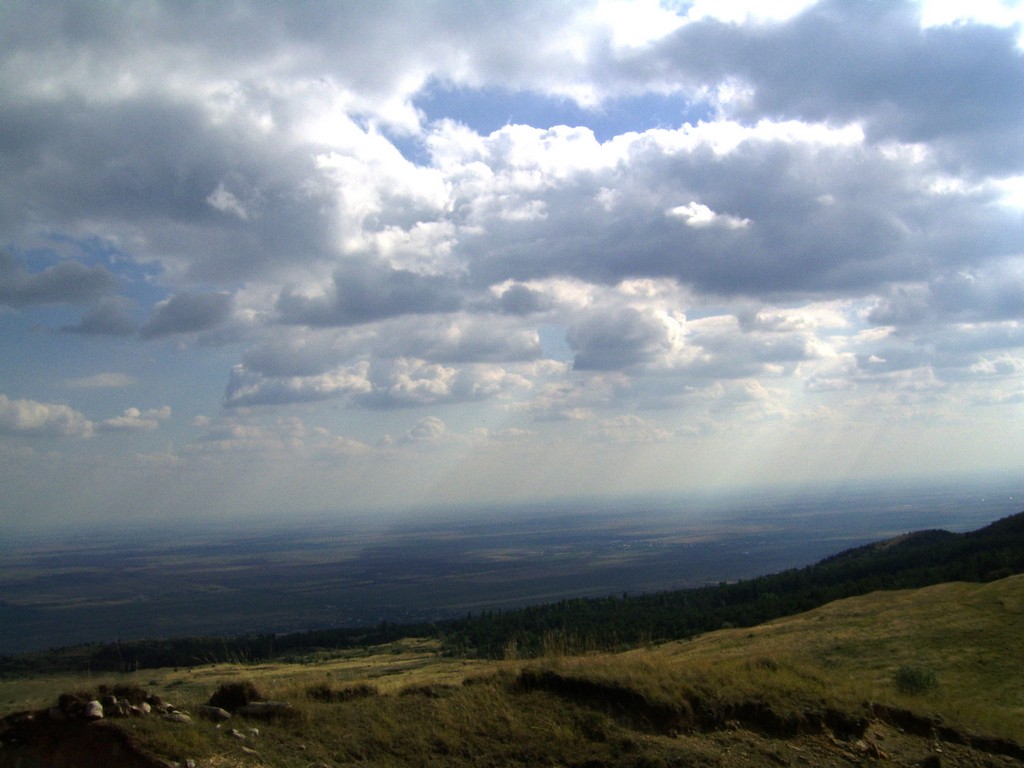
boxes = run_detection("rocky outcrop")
[0,683,302,768]
[0,687,200,768]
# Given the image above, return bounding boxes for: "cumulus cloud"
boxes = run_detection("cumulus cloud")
[98,406,172,432]
[0,251,114,308]
[140,292,233,339]
[399,416,448,444]
[0,394,93,437]
[356,358,530,409]
[870,265,1024,326]
[224,362,373,407]
[568,307,678,371]
[497,283,554,316]
[0,395,173,438]
[277,262,462,327]
[3,1,1024,523]
[61,297,138,336]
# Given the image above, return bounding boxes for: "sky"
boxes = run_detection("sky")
[2,0,1024,534]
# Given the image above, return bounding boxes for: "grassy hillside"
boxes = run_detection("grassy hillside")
[3,575,1022,767]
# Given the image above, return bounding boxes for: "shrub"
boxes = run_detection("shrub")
[893,665,938,695]
[208,680,264,712]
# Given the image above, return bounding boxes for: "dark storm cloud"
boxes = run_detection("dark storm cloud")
[277,261,463,327]
[0,251,115,307]
[140,291,233,339]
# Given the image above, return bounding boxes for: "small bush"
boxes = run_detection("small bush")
[208,680,264,712]
[893,665,938,695]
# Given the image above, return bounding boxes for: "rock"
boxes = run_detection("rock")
[139,701,152,714]
[237,701,293,719]
[246,727,259,738]
[82,701,104,720]
[196,705,232,722]
[229,728,246,740]
[47,707,67,722]
[164,711,192,724]
[57,694,81,714]
[100,694,118,708]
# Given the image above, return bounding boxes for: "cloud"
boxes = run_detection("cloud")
[0,394,93,437]
[667,202,750,229]
[224,362,373,407]
[3,1,1024,524]
[399,416,448,444]
[60,296,138,336]
[140,292,233,339]
[568,306,679,371]
[373,316,542,363]
[590,414,672,443]
[492,282,556,316]
[635,1,1024,174]
[356,359,530,409]
[98,406,171,432]
[277,261,462,327]
[869,265,1024,326]
[0,251,114,308]
[206,182,250,220]
[0,395,172,437]
[65,372,136,388]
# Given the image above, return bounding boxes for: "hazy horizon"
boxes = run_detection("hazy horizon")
[3,1,1024,534]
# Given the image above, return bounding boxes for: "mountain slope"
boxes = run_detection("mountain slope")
[3,575,1023,768]
[445,510,1024,656]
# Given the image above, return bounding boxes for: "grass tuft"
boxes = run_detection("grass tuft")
[893,665,939,695]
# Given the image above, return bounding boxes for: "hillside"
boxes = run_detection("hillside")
[443,509,1024,656]
[2,575,1023,767]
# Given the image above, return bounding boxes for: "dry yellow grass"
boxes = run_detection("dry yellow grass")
[539,574,1024,741]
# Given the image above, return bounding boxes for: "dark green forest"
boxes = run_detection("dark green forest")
[3,511,1022,676]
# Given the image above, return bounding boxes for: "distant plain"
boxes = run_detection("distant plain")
[1,477,1019,655]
